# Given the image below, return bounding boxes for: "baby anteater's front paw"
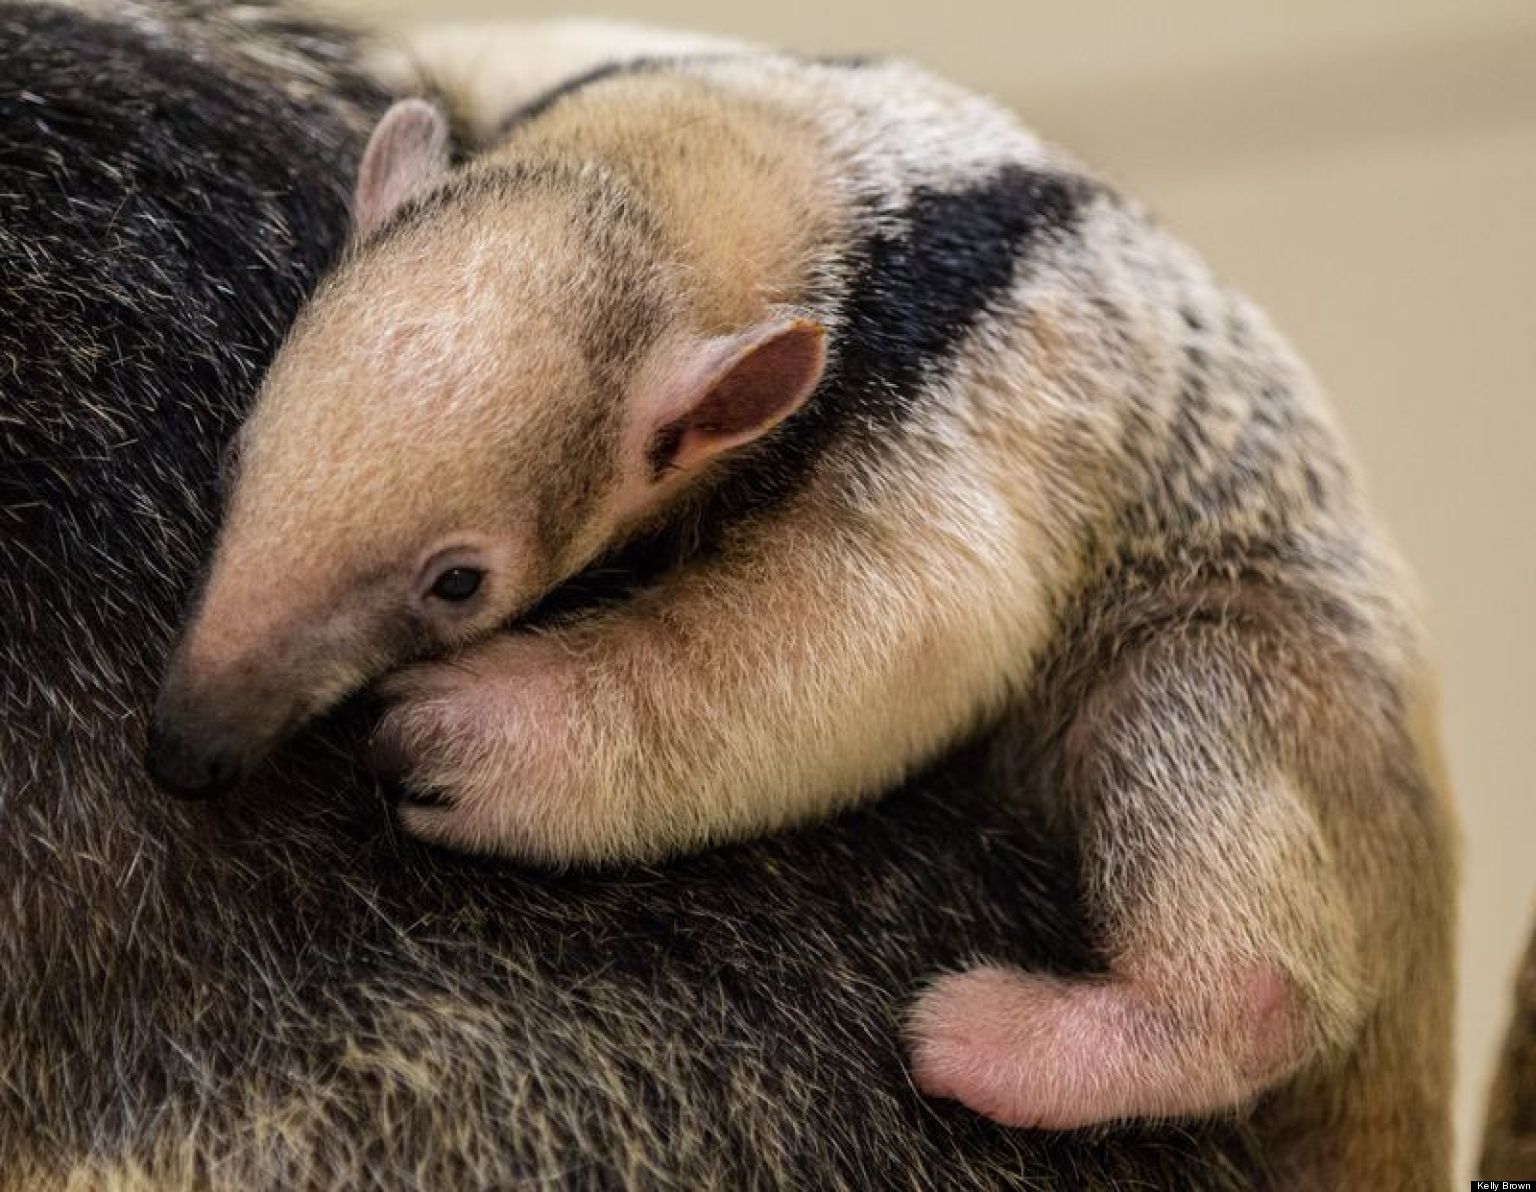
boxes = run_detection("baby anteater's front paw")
[372,634,605,862]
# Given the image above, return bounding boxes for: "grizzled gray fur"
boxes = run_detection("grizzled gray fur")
[1,2,1452,1189]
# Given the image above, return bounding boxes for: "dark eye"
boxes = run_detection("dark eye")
[428,567,483,602]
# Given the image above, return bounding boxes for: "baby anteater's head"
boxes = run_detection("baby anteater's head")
[146,99,825,799]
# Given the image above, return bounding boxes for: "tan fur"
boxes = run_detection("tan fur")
[390,433,1062,859]
[366,19,749,148]
[178,77,1071,853]
[150,47,1457,1181]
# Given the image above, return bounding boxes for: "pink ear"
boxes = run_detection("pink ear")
[354,99,451,239]
[645,318,827,478]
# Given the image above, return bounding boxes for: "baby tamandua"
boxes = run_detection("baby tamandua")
[146,53,1456,1159]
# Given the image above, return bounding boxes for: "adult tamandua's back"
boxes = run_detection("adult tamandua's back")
[145,51,1458,1183]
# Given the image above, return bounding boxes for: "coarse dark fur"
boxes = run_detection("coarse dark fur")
[0,3,1287,1187]
[145,47,1457,1183]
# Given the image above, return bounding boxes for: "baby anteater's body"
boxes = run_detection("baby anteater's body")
[148,53,1456,1181]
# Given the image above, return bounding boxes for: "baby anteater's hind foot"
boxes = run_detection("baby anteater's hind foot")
[909,963,1301,1129]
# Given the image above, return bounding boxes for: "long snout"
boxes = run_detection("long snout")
[144,590,393,799]
[143,601,328,799]
[144,658,292,800]
[144,712,248,800]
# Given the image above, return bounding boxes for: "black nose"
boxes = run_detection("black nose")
[144,722,243,800]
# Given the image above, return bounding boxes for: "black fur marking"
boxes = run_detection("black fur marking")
[499,52,879,140]
[523,165,1094,618]
[701,163,1092,529]
[501,59,632,132]
[0,9,1264,1184]
[497,53,749,138]
[835,166,1086,426]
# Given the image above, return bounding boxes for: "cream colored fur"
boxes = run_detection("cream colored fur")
[151,36,1457,1180]
[367,18,749,146]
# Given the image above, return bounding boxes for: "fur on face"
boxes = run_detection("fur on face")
[135,38,1461,1185]
[2,5,1459,1187]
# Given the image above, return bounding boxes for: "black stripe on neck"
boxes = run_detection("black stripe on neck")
[521,163,1095,627]
[718,163,1095,514]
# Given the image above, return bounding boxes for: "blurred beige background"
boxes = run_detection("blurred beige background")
[324,0,1536,1177]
